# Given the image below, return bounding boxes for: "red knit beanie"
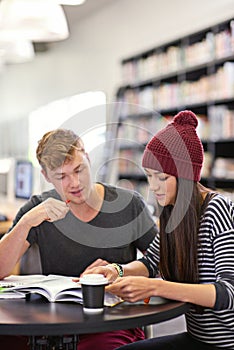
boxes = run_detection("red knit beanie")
[142,110,204,182]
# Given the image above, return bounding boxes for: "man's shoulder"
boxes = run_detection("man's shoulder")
[21,189,59,210]
[40,189,60,201]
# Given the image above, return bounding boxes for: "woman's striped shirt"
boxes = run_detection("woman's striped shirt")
[140,194,234,349]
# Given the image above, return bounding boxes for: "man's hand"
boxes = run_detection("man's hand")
[82,258,109,274]
[79,264,119,283]
[21,198,70,229]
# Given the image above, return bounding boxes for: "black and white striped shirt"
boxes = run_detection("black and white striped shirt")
[140,194,234,349]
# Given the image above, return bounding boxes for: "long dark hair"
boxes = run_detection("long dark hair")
[159,180,205,284]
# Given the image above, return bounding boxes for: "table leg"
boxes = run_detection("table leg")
[72,334,78,350]
[29,336,36,350]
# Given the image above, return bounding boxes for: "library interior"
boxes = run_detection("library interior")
[0,0,234,347]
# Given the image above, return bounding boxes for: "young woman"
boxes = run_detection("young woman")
[85,110,234,349]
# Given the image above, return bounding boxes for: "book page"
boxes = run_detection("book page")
[0,275,77,301]
[11,275,79,302]
[104,291,123,307]
[0,274,122,306]
[0,274,47,287]
[0,291,26,299]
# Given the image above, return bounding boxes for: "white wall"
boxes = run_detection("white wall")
[0,0,233,135]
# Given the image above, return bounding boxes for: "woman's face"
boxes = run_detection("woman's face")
[144,168,177,206]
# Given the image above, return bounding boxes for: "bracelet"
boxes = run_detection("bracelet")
[109,263,124,277]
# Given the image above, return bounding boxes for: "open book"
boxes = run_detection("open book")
[0,274,122,306]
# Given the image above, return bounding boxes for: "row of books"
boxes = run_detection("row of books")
[122,21,234,84]
[119,62,234,119]
[208,105,234,140]
[212,158,234,179]
[117,117,170,144]
[118,149,144,175]
[117,108,234,143]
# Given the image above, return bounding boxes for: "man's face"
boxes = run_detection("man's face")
[43,150,92,205]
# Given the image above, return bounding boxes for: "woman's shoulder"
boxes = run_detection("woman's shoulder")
[203,193,234,234]
[207,193,234,212]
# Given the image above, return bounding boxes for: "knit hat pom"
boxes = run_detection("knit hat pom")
[173,110,198,129]
[142,110,203,181]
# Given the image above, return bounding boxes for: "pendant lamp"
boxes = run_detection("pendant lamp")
[0,0,69,42]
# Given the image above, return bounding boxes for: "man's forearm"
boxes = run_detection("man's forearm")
[0,218,30,278]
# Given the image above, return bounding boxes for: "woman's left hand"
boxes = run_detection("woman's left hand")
[106,276,155,303]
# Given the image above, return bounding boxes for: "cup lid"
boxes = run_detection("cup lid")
[80,273,109,285]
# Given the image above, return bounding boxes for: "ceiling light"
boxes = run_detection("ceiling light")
[56,0,86,5]
[0,0,69,42]
[0,39,35,64]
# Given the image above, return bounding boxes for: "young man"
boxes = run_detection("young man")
[0,129,157,350]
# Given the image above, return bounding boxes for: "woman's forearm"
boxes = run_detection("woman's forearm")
[109,276,216,308]
[154,279,216,308]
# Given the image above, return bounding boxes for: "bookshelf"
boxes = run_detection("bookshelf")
[113,18,234,203]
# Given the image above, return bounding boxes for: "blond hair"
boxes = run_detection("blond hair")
[36,129,85,171]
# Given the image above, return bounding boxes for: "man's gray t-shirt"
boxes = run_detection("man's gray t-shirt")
[12,184,157,276]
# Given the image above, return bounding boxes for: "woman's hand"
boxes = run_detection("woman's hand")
[107,276,155,302]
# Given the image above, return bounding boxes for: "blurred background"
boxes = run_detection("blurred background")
[0,0,233,212]
[0,0,233,336]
